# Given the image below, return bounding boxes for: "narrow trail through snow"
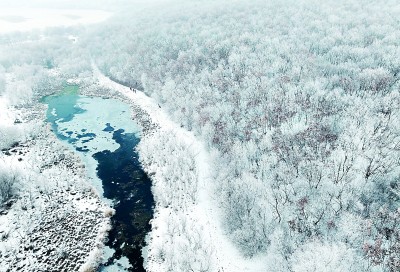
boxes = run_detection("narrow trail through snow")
[93,65,267,272]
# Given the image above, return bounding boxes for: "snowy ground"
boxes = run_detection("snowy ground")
[94,66,268,272]
[0,8,112,33]
[0,105,113,271]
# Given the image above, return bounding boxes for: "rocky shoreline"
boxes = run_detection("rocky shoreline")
[6,188,112,272]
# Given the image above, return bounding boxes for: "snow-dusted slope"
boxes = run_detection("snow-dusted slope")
[94,66,268,271]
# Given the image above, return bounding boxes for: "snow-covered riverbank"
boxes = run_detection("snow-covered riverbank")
[0,103,113,271]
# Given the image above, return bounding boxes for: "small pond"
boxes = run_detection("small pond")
[43,85,154,271]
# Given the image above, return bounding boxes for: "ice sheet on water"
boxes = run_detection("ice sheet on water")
[54,96,141,197]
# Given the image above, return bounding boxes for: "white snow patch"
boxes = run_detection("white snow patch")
[68,35,78,43]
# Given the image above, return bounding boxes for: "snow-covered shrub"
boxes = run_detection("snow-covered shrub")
[103,207,115,217]
[0,124,24,150]
[138,129,218,271]
[0,167,19,204]
[290,241,366,272]
[363,206,400,272]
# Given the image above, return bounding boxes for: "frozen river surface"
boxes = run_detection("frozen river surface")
[44,87,154,271]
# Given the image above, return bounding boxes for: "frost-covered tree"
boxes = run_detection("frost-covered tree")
[290,241,367,272]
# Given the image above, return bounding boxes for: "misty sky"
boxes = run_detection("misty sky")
[0,0,149,10]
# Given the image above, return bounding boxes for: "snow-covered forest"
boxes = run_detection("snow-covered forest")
[1,0,400,271]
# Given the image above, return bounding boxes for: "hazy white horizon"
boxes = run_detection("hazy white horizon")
[0,0,174,33]
[0,8,112,33]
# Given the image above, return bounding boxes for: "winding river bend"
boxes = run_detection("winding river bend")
[43,85,154,271]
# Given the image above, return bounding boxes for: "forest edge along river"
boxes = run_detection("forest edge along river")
[42,84,154,271]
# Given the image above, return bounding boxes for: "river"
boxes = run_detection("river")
[43,85,154,271]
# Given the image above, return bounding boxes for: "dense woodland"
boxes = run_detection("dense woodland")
[0,0,399,271]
